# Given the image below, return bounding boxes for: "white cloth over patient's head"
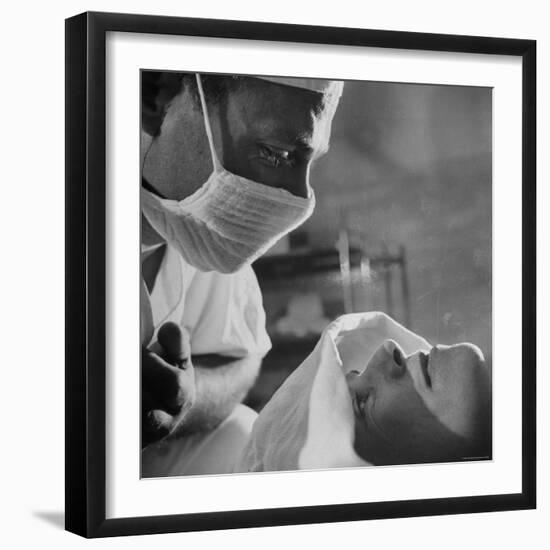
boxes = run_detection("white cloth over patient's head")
[235,312,431,473]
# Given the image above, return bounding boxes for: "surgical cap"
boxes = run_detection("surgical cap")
[254,76,344,103]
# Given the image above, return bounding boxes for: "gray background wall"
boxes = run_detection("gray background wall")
[283,80,492,359]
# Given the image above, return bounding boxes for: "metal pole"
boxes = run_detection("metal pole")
[337,227,353,313]
[399,245,412,329]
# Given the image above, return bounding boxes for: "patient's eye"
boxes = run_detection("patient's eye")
[356,390,373,421]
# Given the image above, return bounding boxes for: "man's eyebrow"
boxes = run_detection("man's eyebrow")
[259,133,329,156]
[257,133,312,150]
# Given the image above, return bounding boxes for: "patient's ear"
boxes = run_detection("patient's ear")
[142,71,184,137]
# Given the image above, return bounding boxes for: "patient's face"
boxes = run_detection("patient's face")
[346,340,491,465]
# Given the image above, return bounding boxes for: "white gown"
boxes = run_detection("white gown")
[141,243,271,357]
[141,242,271,476]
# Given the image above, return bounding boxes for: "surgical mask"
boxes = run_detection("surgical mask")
[141,73,316,274]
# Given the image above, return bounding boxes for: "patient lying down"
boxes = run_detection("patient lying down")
[344,338,491,466]
[235,312,491,472]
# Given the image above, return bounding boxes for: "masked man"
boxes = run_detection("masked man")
[140,72,343,476]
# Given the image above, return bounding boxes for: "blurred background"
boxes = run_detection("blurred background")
[245,80,492,411]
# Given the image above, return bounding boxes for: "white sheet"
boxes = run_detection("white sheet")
[236,312,431,472]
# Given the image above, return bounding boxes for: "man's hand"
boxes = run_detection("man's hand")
[142,323,195,449]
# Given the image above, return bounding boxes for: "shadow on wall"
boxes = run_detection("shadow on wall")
[304,81,492,358]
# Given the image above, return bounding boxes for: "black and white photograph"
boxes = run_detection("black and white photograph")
[1,0,544,545]
[139,70,493,478]
[59,8,536,541]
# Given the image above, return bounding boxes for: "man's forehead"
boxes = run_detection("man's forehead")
[253,76,344,102]
[251,115,329,149]
[235,76,339,113]
[233,81,339,149]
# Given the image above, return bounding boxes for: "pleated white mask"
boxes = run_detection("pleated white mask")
[141,73,316,274]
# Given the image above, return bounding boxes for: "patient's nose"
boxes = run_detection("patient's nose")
[383,340,407,379]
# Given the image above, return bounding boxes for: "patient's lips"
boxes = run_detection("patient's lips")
[419,351,432,388]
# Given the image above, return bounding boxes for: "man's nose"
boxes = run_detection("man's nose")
[285,166,310,198]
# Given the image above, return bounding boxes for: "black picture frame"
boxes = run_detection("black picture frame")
[65,11,536,538]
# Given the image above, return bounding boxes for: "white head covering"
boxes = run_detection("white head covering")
[254,76,344,105]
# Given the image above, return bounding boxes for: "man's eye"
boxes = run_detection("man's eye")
[258,145,294,168]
